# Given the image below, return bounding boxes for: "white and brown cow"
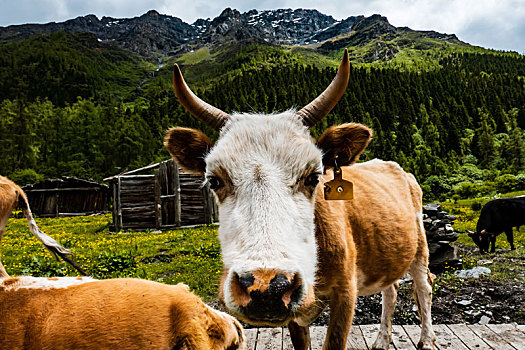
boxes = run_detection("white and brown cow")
[165,49,436,350]
[0,277,245,349]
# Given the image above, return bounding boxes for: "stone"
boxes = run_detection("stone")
[455,266,491,278]
[479,315,491,325]
[477,260,493,265]
[423,203,441,216]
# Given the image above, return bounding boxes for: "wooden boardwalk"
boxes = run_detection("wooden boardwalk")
[244,324,525,349]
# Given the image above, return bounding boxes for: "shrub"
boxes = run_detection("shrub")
[470,202,482,211]
[495,174,518,192]
[457,163,484,181]
[454,181,479,198]
[422,175,452,200]
[516,173,525,190]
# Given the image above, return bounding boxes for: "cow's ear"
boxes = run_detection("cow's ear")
[164,127,213,174]
[467,231,475,237]
[317,123,372,168]
[480,230,486,235]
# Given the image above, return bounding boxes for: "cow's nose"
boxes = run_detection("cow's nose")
[231,269,303,322]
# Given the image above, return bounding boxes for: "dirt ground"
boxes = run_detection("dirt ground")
[313,244,525,326]
[211,243,525,328]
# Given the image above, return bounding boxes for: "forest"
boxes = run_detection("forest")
[1,33,524,201]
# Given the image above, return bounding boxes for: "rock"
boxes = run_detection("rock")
[423,203,441,216]
[479,315,491,325]
[434,232,459,241]
[477,260,493,265]
[445,215,457,221]
[445,224,454,233]
[455,266,491,278]
[428,242,442,254]
[456,300,472,306]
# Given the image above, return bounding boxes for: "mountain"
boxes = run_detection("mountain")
[0,8,462,59]
[1,7,524,194]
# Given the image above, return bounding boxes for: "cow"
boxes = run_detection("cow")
[468,196,525,253]
[0,176,86,277]
[0,277,245,349]
[164,49,436,350]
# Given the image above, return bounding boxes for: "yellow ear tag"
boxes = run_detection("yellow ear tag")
[324,166,354,200]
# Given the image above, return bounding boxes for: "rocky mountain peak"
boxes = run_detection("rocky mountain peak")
[0,8,462,58]
[145,10,160,17]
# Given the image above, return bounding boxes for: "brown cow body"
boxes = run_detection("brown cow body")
[0,277,245,350]
[291,160,434,348]
[0,176,245,349]
[165,49,435,349]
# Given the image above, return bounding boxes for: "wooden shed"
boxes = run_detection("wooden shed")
[104,159,218,231]
[22,177,109,217]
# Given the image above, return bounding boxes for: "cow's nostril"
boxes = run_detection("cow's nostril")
[268,273,291,297]
[238,272,255,290]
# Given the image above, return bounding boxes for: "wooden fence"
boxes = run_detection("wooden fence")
[22,178,108,217]
[106,159,218,231]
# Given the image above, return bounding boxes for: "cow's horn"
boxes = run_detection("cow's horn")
[297,49,350,128]
[173,64,230,131]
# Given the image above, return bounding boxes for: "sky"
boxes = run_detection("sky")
[1,0,524,54]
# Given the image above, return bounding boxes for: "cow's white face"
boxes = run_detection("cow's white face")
[165,49,372,326]
[205,112,322,325]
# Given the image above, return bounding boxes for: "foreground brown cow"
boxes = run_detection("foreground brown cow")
[0,177,244,349]
[165,49,435,349]
[0,277,245,349]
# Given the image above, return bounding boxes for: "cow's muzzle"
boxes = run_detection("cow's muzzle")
[228,269,303,325]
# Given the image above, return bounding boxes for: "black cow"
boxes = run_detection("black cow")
[468,196,525,253]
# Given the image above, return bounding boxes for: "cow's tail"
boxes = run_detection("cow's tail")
[17,189,89,276]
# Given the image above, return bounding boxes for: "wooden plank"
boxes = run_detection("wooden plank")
[116,174,156,179]
[360,324,380,349]
[111,181,119,231]
[468,325,515,350]
[117,176,123,231]
[244,328,258,350]
[447,324,492,349]
[172,161,181,226]
[256,327,282,349]
[430,324,468,350]
[202,183,212,225]
[120,162,161,176]
[309,326,327,350]
[486,324,525,350]
[347,326,368,350]
[25,187,105,192]
[392,325,417,349]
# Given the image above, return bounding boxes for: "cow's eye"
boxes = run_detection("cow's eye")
[305,173,320,187]
[208,176,223,191]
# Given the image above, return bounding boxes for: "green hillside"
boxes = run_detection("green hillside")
[0,31,154,106]
[1,31,524,201]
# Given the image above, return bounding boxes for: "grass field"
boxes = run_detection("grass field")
[2,191,524,301]
[1,214,222,300]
